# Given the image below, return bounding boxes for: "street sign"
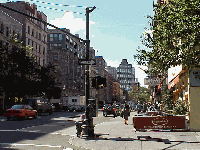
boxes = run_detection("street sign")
[78,59,96,65]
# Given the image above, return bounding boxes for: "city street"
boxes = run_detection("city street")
[0,110,115,150]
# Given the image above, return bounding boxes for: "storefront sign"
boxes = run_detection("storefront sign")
[190,70,200,87]
[133,116,185,129]
[144,78,162,85]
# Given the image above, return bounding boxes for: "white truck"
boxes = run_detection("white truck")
[50,99,62,112]
[67,96,86,112]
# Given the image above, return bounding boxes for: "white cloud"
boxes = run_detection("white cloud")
[48,12,95,35]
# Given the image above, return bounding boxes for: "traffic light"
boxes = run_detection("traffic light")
[91,76,106,89]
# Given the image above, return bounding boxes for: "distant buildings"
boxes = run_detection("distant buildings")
[117,59,135,91]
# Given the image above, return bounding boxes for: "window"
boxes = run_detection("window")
[50,34,53,41]
[27,26,30,34]
[54,34,58,40]
[32,41,34,47]
[0,23,4,33]
[66,44,69,50]
[72,99,77,102]
[43,59,45,66]
[43,47,45,55]
[13,30,15,35]
[50,44,53,50]
[54,44,58,49]
[39,33,41,40]
[32,29,34,36]
[36,32,38,39]
[58,44,62,49]
[66,35,69,41]
[6,27,9,37]
[59,34,62,41]
[38,45,40,53]
[53,53,58,61]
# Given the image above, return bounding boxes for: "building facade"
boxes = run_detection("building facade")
[47,28,86,98]
[117,59,135,91]
[0,1,47,66]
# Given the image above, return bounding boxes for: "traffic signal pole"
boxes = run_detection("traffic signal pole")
[81,6,96,139]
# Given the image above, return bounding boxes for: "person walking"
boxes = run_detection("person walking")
[143,102,147,113]
[123,106,129,125]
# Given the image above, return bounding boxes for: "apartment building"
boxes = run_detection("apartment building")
[0,1,47,66]
[47,28,86,97]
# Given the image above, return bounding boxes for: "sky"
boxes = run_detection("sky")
[2,0,155,87]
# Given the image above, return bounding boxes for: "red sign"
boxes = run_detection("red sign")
[133,116,185,130]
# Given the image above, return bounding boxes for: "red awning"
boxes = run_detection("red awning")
[156,74,168,94]
[168,75,179,89]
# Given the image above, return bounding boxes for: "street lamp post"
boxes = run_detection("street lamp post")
[81,6,96,139]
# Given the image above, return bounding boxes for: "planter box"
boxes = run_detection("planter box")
[133,115,185,130]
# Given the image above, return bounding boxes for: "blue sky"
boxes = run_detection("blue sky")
[2,0,154,86]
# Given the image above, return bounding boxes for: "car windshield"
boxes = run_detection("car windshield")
[11,105,24,109]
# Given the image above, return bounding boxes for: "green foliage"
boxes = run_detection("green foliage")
[161,89,174,111]
[173,99,188,115]
[129,85,150,104]
[134,0,200,74]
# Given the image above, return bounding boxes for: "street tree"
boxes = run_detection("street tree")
[134,0,200,74]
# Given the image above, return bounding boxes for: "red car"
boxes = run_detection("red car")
[4,105,37,120]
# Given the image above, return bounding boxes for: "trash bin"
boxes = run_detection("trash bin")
[75,121,84,137]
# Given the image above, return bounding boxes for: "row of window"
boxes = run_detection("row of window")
[50,33,62,41]
[27,26,46,42]
[117,74,133,78]
[117,68,133,73]
[27,38,46,55]
[50,34,78,49]
[0,23,20,38]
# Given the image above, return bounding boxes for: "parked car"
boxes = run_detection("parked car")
[22,98,52,115]
[4,105,37,120]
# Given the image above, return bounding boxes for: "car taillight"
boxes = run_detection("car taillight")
[102,108,104,110]
[113,108,116,111]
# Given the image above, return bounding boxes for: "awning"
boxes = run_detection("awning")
[168,70,186,89]
[156,74,168,94]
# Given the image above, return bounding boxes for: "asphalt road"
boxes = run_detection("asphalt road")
[0,110,116,150]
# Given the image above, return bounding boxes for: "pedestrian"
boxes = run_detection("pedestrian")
[136,103,142,114]
[123,106,129,125]
[143,102,147,113]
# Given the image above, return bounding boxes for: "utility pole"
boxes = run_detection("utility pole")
[81,6,96,139]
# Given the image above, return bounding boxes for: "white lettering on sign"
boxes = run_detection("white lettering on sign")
[144,78,162,85]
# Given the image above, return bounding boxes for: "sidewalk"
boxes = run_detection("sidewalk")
[68,112,200,150]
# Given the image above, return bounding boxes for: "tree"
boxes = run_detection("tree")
[134,0,200,74]
[129,85,150,104]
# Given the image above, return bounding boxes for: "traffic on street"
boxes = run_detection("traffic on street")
[0,110,115,150]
